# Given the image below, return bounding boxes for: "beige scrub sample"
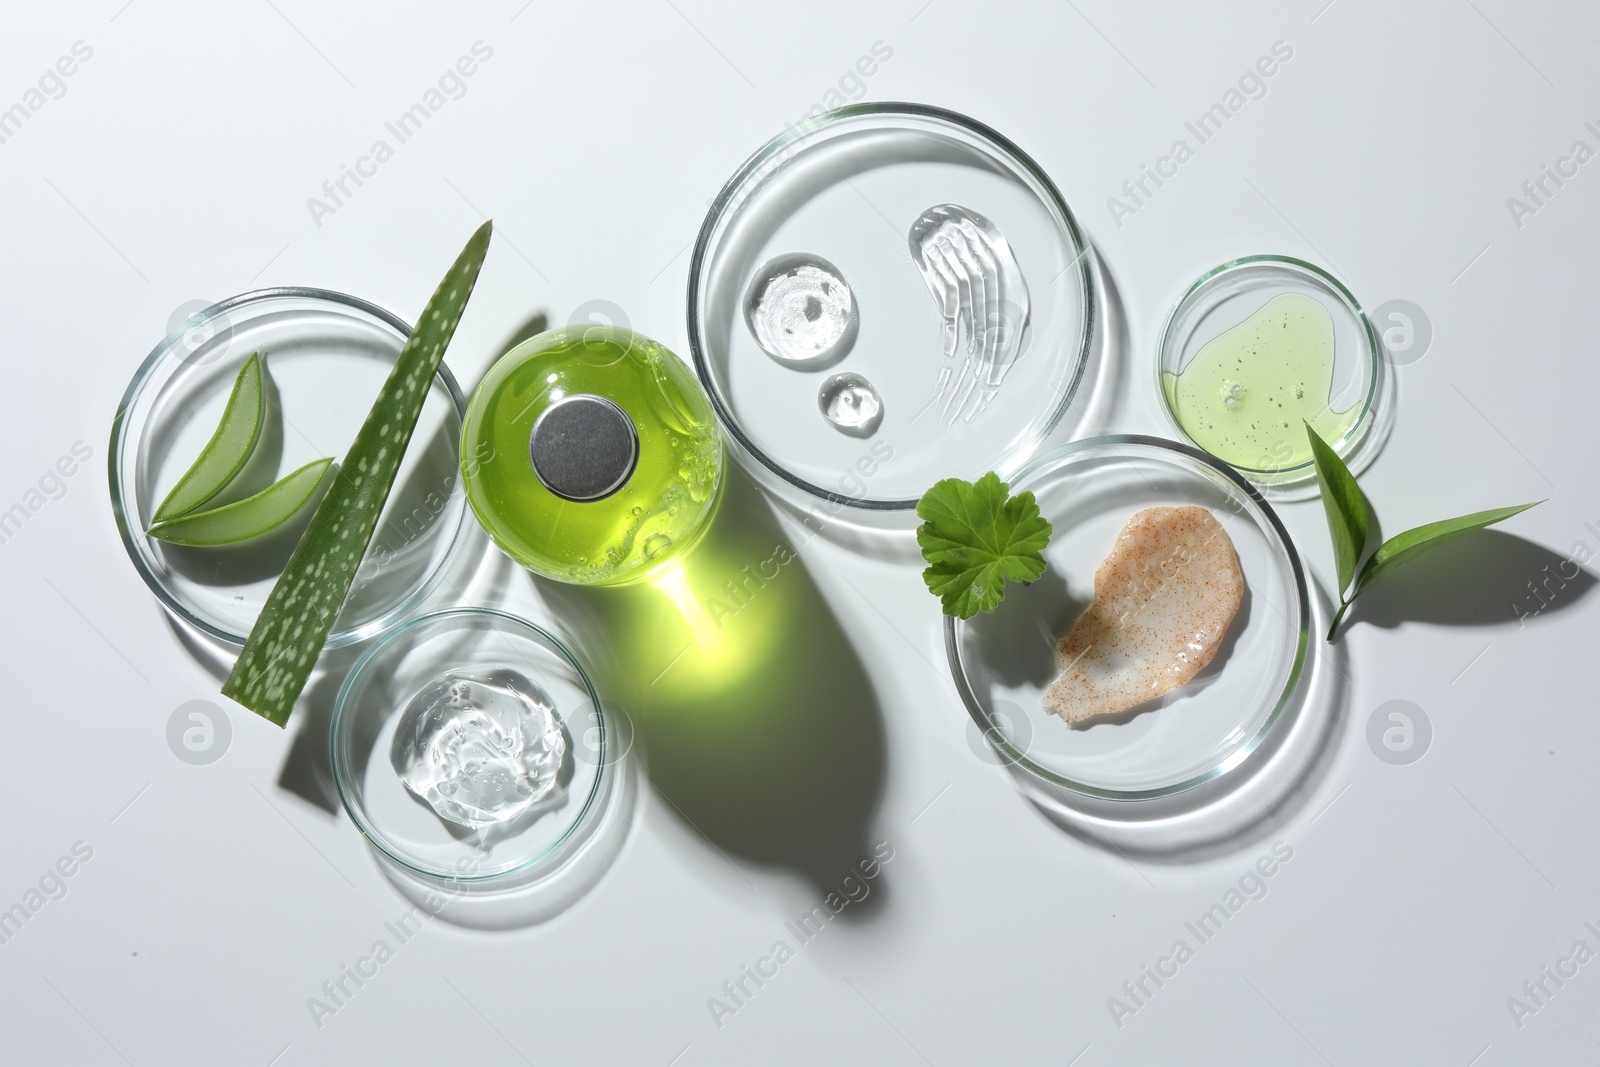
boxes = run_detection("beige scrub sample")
[1045,506,1244,723]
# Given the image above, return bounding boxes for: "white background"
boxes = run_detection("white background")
[2,1,1597,1064]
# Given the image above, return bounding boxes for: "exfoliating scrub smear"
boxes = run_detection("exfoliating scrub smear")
[945,436,1309,801]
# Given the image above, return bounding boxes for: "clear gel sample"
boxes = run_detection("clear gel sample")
[390,668,566,829]
[745,255,857,366]
[818,372,883,437]
[908,204,1030,424]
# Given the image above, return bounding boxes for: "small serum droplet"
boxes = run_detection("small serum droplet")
[818,373,883,437]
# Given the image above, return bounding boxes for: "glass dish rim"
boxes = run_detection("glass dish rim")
[329,606,609,883]
[686,100,1098,511]
[107,286,470,649]
[942,433,1311,801]
[1154,253,1381,478]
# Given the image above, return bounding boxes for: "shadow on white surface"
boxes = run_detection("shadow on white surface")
[1342,528,1593,633]
[1016,584,1351,863]
[534,468,893,919]
[372,739,641,932]
[1062,243,1124,444]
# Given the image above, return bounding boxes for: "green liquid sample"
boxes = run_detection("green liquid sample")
[461,326,723,586]
[1163,292,1359,472]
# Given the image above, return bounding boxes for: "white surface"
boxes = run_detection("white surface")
[2,1,1597,1064]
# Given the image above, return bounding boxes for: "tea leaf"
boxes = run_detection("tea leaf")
[1308,420,1542,640]
[1353,502,1544,599]
[1305,423,1368,596]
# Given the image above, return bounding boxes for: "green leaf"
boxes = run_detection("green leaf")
[916,471,1053,620]
[1352,501,1543,600]
[223,221,492,726]
[1305,422,1369,596]
[151,352,264,523]
[147,458,333,546]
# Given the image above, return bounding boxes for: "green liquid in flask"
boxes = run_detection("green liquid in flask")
[1163,292,1361,473]
[460,325,723,586]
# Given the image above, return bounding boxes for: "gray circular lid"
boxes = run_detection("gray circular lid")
[529,394,639,502]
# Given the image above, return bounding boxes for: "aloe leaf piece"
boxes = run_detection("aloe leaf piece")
[223,222,492,726]
[147,458,334,546]
[152,352,265,523]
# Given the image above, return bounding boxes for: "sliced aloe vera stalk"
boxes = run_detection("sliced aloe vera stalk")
[147,458,334,546]
[223,222,492,726]
[152,352,264,523]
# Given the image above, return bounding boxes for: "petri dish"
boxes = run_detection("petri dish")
[945,435,1309,800]
[330,607,615,885]
[108,288,468,648]
[688,102,1095,512]
[1156,255,1380,487]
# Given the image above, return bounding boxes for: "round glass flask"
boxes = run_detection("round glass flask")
[461,325,724,586]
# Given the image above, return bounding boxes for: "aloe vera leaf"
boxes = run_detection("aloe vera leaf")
[151,352,264,523]
[223,222,492,726]
[146,458,334,546]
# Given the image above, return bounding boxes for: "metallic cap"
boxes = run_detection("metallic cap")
[528,393,639,502]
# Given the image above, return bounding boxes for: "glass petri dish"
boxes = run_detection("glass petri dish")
[945,435,1309,800]
[688,102,1095,512]
[1156,255,1380,487]
[330,608,613,885]
[108,288,468,648]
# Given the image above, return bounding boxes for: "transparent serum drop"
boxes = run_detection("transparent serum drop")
[818,372,883,436]
[390,668,566,830]
[744,254,857,366]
